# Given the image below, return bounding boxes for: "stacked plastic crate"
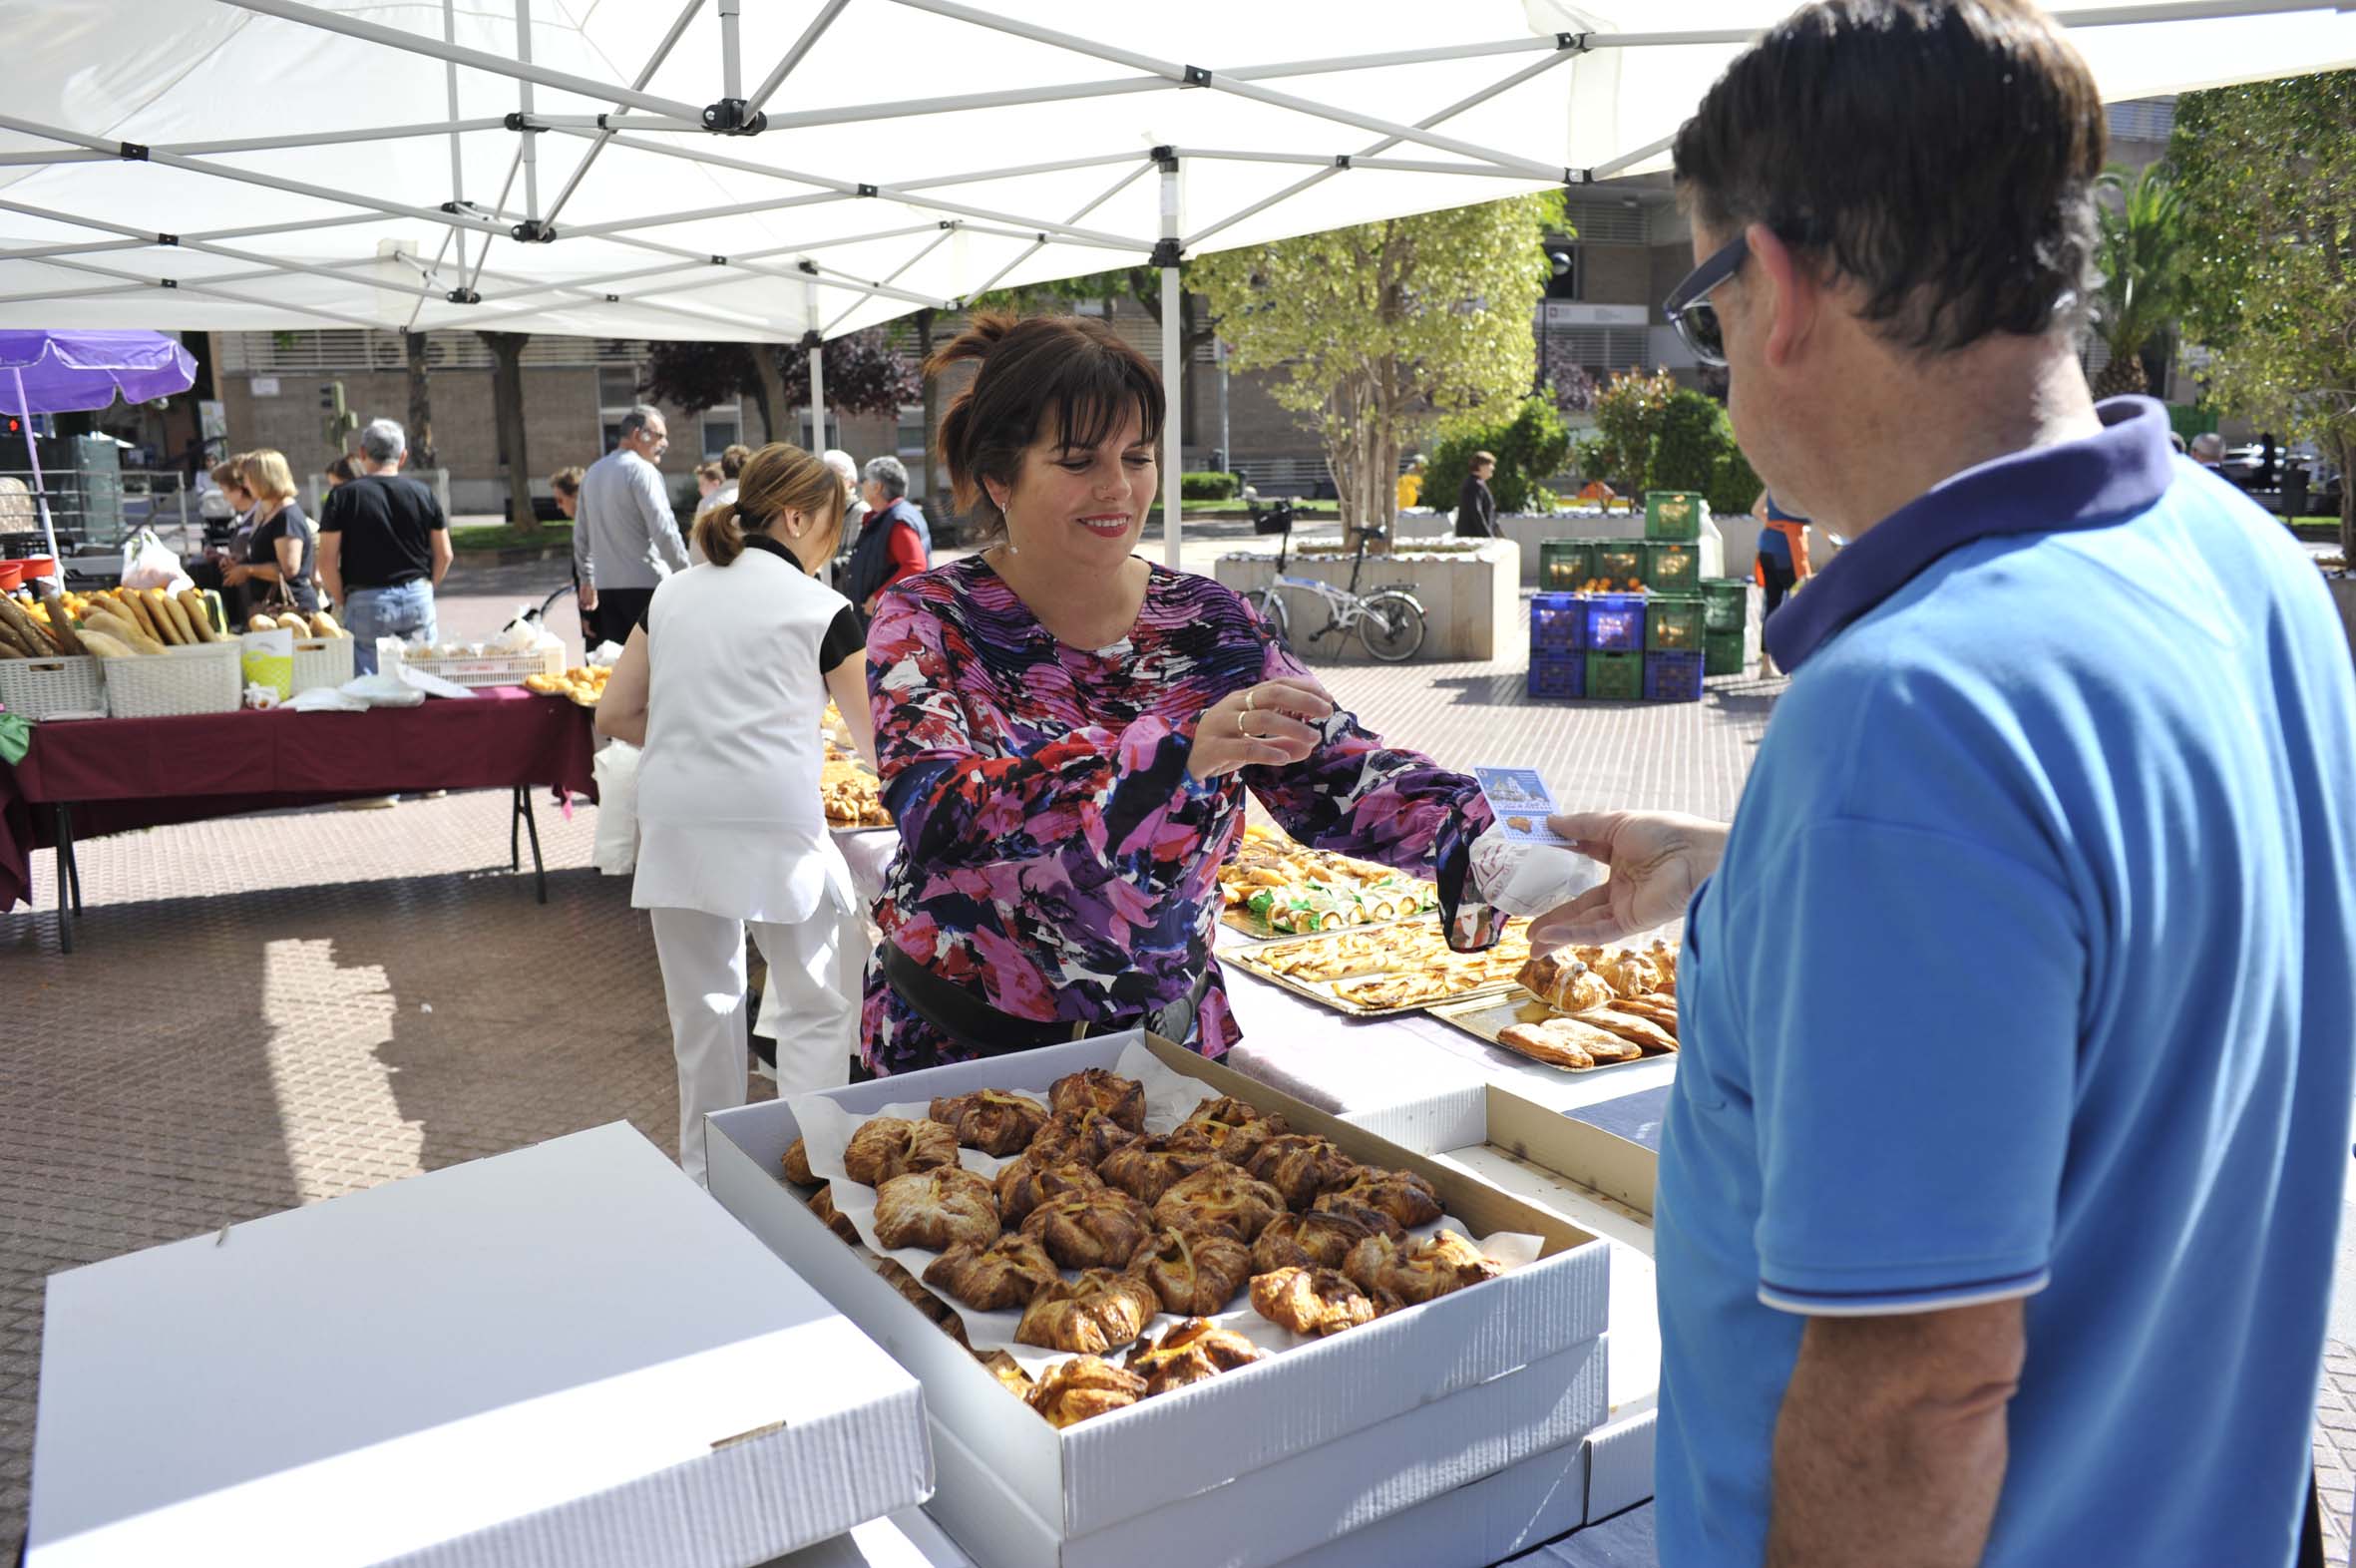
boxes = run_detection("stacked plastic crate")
[1639,492,1705,701]
[1529,590,1586,698]
[1702,578,1750,675]
[1527,492,1736,701]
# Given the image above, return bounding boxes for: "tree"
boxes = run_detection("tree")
[2172,72,2356,553]
[1587,367,1680,494]
[475,331,534,531]
[2090,163,2191,399]
[637,330,921,448]
[1192,193,1559,541]
[973,268,1219,445]
[403,331,437,471]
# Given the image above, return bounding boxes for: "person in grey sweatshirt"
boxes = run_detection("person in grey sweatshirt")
[575,404,689,642]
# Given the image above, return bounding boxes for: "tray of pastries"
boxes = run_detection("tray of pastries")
[773,1055,1531,1429]
[821,740,893,829]
[1216,822,1438,940]
[1424,938,1681,1071]
[1224,916,1533,1016]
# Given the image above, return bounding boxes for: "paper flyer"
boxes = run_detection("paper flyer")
[1472,766,1566,844]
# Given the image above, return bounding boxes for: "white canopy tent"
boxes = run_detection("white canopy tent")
[1,0,2348,557]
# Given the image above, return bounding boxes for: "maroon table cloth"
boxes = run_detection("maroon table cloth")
[0,687,598,912]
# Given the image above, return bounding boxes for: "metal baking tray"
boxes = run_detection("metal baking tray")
[1224,922,1529,1018]
[1424,989,1675,1074]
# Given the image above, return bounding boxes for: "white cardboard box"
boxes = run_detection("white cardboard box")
[706,1034,1613,1568]
[29,1122,932,1568]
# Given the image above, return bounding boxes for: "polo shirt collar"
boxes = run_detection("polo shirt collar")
[1764,396,2175,674]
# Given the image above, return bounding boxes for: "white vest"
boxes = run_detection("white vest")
[630,547,854,924]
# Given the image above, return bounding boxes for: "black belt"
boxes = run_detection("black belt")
[881,943,1212,1060]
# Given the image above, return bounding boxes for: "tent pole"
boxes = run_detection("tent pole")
[516,0,540,220]
[718,0,742,100]
[13,368,60,565]
[748,0,849,114]
[807,280,826,453]
[543,0,705,227]
[1159,158,1182,573]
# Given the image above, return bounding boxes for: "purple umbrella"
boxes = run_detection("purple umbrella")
[0,330,198,564]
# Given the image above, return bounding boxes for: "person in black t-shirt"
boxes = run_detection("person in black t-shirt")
[218,449,319,616]
[318,417,452,674]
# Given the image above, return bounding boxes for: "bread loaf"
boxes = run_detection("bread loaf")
[176,588,220,642]
[154,589,198,646]
[78,628,136,658]
[309,609,344,638]
[118,589,169,644]
[84,609,165,655]
[30,581,82,655]
[0,592,52,655]
[248,613,279,632]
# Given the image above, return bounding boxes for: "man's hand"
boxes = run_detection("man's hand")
[578,583,597,613]
[1527,809,1730,947]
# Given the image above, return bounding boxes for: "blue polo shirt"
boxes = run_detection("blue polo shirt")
[1656,398,2356,1566]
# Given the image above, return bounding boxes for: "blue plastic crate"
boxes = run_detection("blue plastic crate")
[1530,592,1586,652]
[1528,651,1585,700]
[1643,650,1706,703]
[1581,591,1647,652]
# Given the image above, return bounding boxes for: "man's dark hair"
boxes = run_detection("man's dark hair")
[1672,0,2105,354]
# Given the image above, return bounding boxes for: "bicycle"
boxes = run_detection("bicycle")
[1240,489,1428,662]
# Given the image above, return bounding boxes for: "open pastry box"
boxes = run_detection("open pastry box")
[706,1033,1613,1568]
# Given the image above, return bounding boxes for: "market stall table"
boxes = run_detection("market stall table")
[0,687,598,950]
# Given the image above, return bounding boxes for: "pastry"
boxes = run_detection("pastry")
[1595,949,1663,999]
[1015,1270,1160,1355]
[1250,1266,1388,1337]
[876,1259,971,1347]
[1252,1209,1388,1275]
[929,1089,1051,1156]
[1046,1067,1146,1133]
[1244,1133,1359,1209]
[1027,1107,1141,1169]
[1099,1134,1223,1205]
[1647,938,1680,986]
[1128,1226,1254,1316]
[781,1136,816,1186]
[993,1152,1107,1225]
[1516,952,1617,1013]
[1174,1095,1290,1165]
[873,1165,1000,1251]
[1344,1229,1499,1307]
[1496,1016,1643,1070]
[807,1183,861,1246]
[1020,1188,1155,1270]
[977,1348,1035,1400]
[1313,1166,1444,1230]
[1610,994,1679,1030]
[1152,1163,1287,1244]
[1027,1355,1146,1428]
[841,1116,961,1187]
[923,1233,1059,1312]
[1578,1006,1679,1055]
[1123,1318,1262,1396]
[1329,971,1454,1010]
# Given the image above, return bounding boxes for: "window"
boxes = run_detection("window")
[598,367,642,453]
[700,405,741,458]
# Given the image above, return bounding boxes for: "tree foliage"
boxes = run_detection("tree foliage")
[1191,194,1560,538]
[2091,162,2191,398]
[2172,71,2356,550]
[637,330,921,445]
[1586,367,1681,494]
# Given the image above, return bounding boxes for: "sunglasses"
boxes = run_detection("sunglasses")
[1662,231,1749,369]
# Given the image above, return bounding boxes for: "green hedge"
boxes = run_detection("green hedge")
[1425,398,1573,518]
[1181,471,1240,501]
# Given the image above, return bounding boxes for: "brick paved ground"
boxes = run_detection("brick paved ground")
[3,549,2349,1561]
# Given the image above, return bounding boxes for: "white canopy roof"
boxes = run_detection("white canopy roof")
[0,0,2349,345]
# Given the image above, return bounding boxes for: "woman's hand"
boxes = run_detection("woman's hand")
[1527,809,1731,948]
[1187,677,1333,781]
[220,563,249,587]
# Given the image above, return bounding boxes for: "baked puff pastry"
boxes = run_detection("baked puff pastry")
[1313,1166,1444,1230]
[1128,1226,1254,1316]
[1596,950,1663,999]
[1098,1134,1224,1206]
[781,1136,817,1186]
[1174,1095,1291,1165]
[923,1233,1060,1312]
[1027,1107,1142,1169]
[873,1165,1000,1252]
[1123,1318,1262,1396]
[1251,1209,1389,1275]
[977,1348,1035,1400]
[842,1116,962,1187]
[993,1152,1108,1225]
[807,1183,861,1246]
[1019,1188,1155,1270]
[1047,1067,1147,1133]
[1343,1228,1499,1307]
[1244,1133,1360,1210]
[1027,1355,1147,1428]
[1015,1269,1161,1355]
[929,1089,1051,1157]
[1250,1265,1390,1337]
[876,1259,971,1348]
[1152,1163,1288,1244]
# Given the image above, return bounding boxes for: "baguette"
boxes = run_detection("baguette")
[154,589,198,646]
[78,628,137,659]
[0,591,50,655]
[84,609,165,655]
[30,581,83,655]
[176,588,220,642]
[118,589,169,644]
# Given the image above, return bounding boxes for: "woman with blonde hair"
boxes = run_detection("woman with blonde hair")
[219,448,318,614]
[595,443,868,1184]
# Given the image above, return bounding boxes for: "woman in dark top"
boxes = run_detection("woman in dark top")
[221,449,319,615]
[1454,450,1498,538]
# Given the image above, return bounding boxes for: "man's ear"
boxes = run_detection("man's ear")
[1747,222,1817,370]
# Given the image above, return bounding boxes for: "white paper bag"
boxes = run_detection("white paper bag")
[590,740,640,875]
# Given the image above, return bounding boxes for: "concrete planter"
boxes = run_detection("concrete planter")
[1214,541,1517,661]
[2326,574,2356,665]
[1399,508,1837,587]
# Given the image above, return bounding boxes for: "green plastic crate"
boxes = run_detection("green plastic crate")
[1593,541,1645,587]
[1643,541,1700,593]
[1585,649,1644,702]
[1644,490,1705,541]
[1705,626,1747,676]
[1538,540,1595,593]
[1645,594,1705,652]
[1701,578,1749,632]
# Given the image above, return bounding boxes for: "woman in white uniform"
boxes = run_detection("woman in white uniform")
[596,443,876,1184]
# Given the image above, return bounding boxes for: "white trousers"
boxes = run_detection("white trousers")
[649,905,851,1186]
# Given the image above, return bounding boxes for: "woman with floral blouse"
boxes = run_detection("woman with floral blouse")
[860,313,1528,1077]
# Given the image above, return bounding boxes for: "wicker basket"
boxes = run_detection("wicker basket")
[0,653,107,721]
[392,643,564,689]
[103,642,242,718]
[290,634,356,693]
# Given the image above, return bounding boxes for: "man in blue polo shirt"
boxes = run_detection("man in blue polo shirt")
[1537,4,2356,1564]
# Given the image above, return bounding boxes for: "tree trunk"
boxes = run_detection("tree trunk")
[477,331,534,531]
[915,309,939,509]
[2090,348,2149,400]
[403,332,437,470]
[752,346,789,446]
[2336,432,2356,565]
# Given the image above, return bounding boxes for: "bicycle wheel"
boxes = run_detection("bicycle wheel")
[1246,586,1292,650]
[1357,591,1426,662]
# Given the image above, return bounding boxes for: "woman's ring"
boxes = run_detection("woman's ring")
[1244,689,1257,712]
